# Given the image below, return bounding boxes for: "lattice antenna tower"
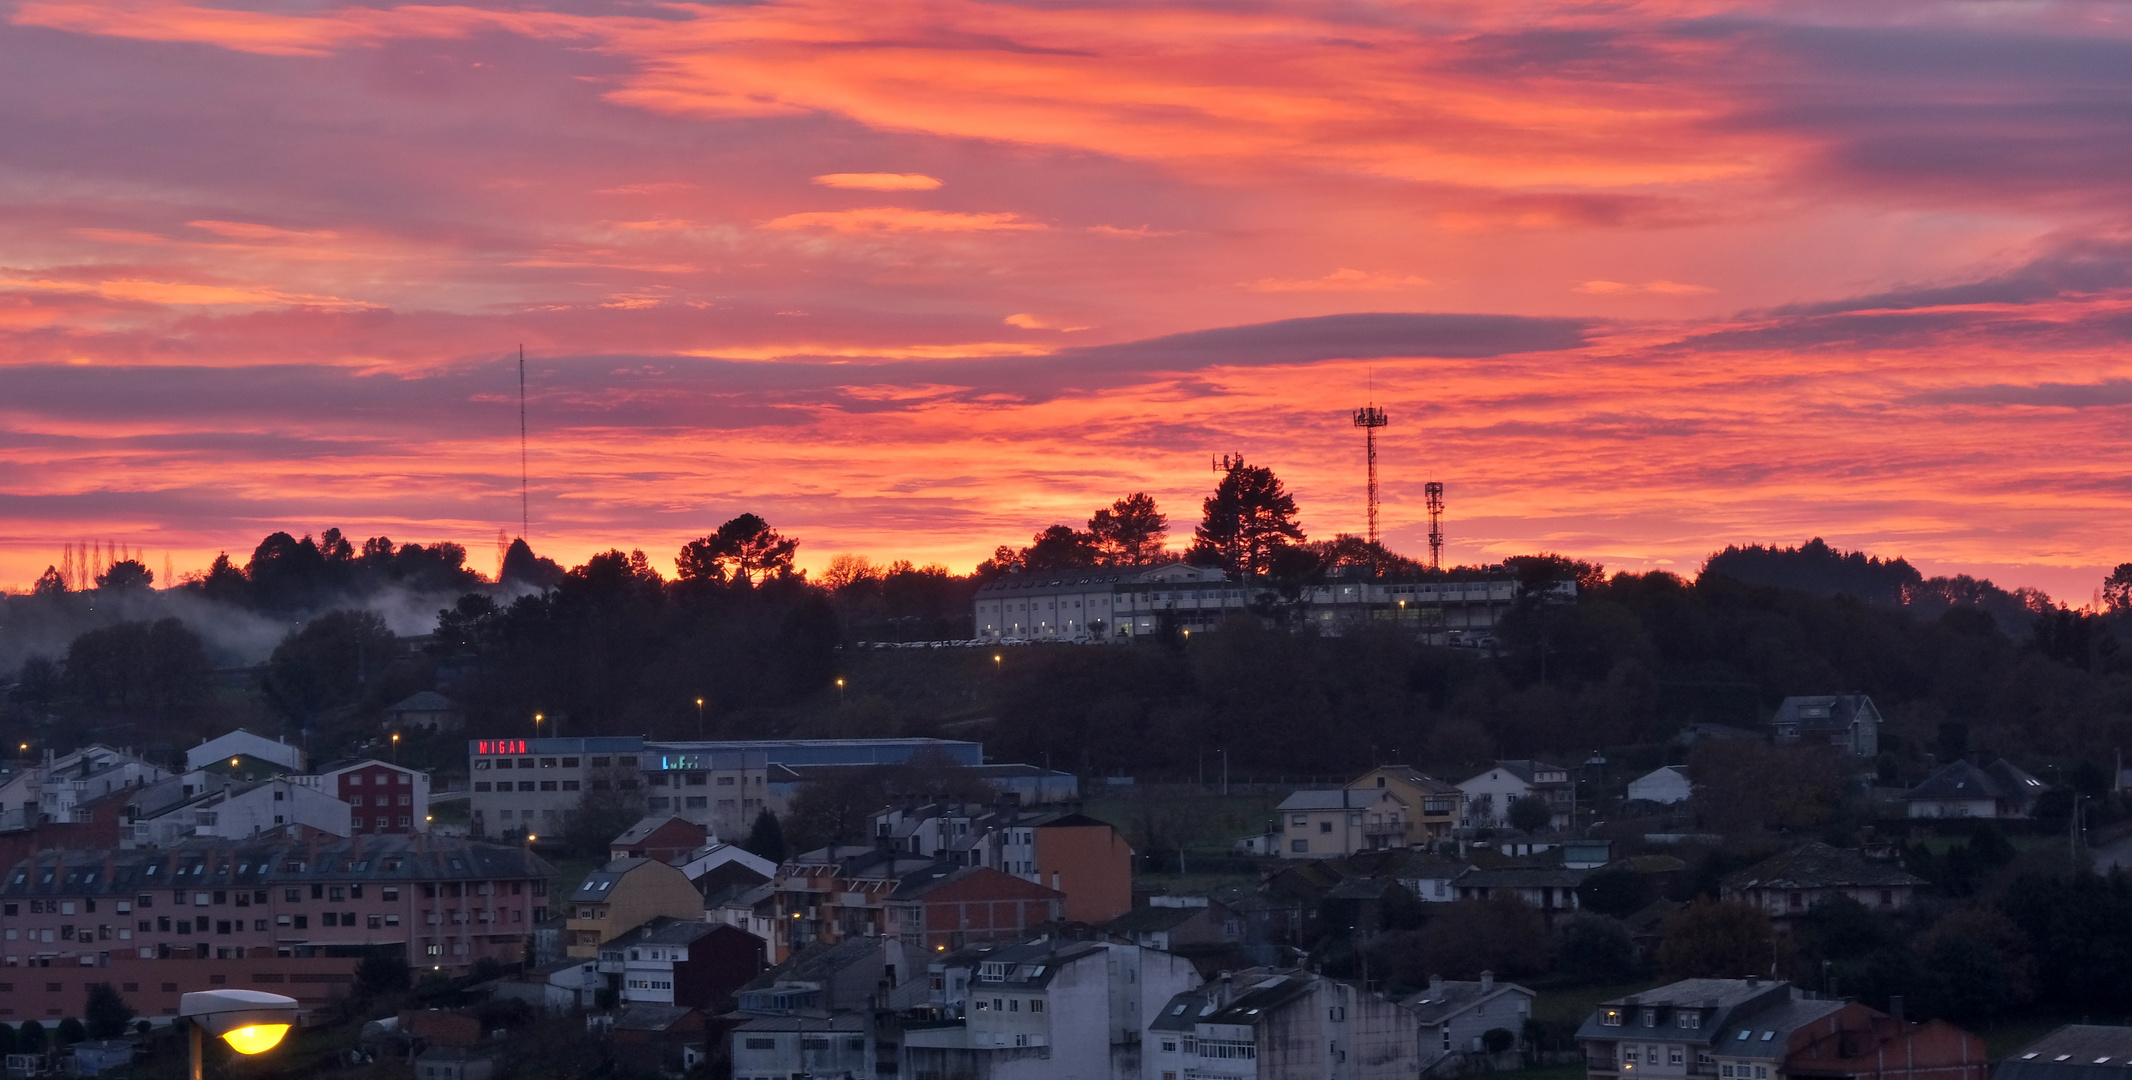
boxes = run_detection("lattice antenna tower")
[518,345,529,542]
[1352,404,1388,545]
[1425,481,1445,571]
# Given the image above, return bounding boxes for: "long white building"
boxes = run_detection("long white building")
[972,562,1532,641]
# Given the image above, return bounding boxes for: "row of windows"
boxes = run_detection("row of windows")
[345,773,413,786]
[645,797,755,811]
[474,780,580,793]
[970,996,1045,1013]
[473,757,582,770]
[349,794,415,806]
[1600,1008,1703,1029]
[739,1036,866,1052]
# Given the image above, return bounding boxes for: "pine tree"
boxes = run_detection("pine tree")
[84,983,134,1040]
[744,808,787,864]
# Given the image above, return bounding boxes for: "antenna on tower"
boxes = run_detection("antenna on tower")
[1425,481,1445,571]
[1352,403,1389,545]
[518,345,529,542]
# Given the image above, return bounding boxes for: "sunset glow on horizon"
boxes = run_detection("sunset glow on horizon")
[5,0,2132,601]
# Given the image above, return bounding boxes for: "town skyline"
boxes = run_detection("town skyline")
[4,3,2131,597]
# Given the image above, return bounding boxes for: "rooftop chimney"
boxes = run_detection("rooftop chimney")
[1429,974,1445,994]
[1480,970,1494,992]
[1888,995,1904,1023]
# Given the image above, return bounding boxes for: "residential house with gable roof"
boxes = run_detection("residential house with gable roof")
[1346,766,1463,842]
[1401,972,1535,1067]
[608,816,708,862]
[1996,1026,2132,1080]
[1905,759,2045,819]
[1771,695,1881,757]
[1719,843,1925,923]
[1276,788,1408,859]
[884,865,1064,954]
[564,856,701,959]
[596,915,766,1011]
[1457,761,1574,831]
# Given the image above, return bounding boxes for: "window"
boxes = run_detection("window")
[1678,1013,1701,1030]
[685,797,708,809]
[744,1038,775,1050]
[1319,821,1333,834]
[1290,840,1307,853]
[1030,999,1043,1013]
[1642,1009,1657,1027]
[561,757,579,767]
[1671,1047,1685,1066]
[718,776,735,786]
[1600,1009,1623,1027]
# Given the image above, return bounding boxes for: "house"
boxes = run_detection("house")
[1905,759,2045,819]
[1457,761,1574,831]
[727,938,913,1080]
[1032,813,1134,923]
[1276,788,1409,859]
[184,777,352,839]
[873,804,1135,924]
[609,815,709,863]
[1401,972,1535,1068]
[1341,849,1473,903]
[774,843,942,961]
[675,842,776,898]
[1103,896,1243,953]
[882,865,1065,953]
[1347,766,1463,843]
[414,1046,496,1080]
[1627,767,1693,807]
[385,691,464,733]
[1720,843,1926,922]
[300,759,432,835]
[1996,1026,2132,1080]
[1771,695,1880,757]
[708,880,779,952]
[906,937,1202,1080]
[186,730,305,774]
[1577,977,1798,1080]
[1452,866,1586,924]
[597,917,767,1012]
[564,857,703,958]
[0,745,169,831]
[1716,999,1983,1080]
[1148,967,1418,1080]
[612,1003,709,1076]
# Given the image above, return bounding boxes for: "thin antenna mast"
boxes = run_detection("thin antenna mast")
[518,345,529,541]
[1425,481,1445,571]
[1352,403,1388,545]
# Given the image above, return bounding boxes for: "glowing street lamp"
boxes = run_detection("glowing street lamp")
[390,732,400,764]
[181,989,298,1080]
[835,677,846,706]
[695,697,705,737]
[533,712,544,738]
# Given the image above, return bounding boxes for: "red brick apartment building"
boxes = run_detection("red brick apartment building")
[0,955,363,1022]
[0,833,552,987]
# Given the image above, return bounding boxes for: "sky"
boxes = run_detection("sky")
[3,0,2132,601]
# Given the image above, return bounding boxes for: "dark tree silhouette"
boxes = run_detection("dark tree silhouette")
[1022,525,1100,571]
[262,609,401,725]
[744,808,787,864]
[1506,795,1553,835]
[677,514,799,584]
[62,619,210,714]
[83,983,134,1039]
[94,559,154,591]
[1189,457,1304,580]
[32,566,66,596]
[1089,493,1168,564]
[500,537,565,589]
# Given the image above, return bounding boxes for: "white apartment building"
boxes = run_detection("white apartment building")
[0,746,168,830]
[1148,969,1418,1080]
[1456,760,1574,830]
[908,938,1202,1080]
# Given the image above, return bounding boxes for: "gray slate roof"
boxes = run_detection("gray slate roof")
[1400,979,1534,1024]
[1721,843,1925,892]
[1997,1026,2132,1080]
[1905,759,2043,803]
[2,833,551,895]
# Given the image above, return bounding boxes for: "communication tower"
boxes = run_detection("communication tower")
[1425,481,1445,571]
[1352,406,1388,545]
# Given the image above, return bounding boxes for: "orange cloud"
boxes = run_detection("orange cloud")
[1247,269,1432,293]
[1576,280,1716,295]
[761,207,1046,233]
[811,173,943,191]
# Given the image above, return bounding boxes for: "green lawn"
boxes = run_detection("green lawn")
[1084,791,1285,851]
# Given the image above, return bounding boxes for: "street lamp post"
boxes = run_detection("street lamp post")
[835,677,846,707]
[695,698,705,738]
[533,713,544,740]
[390,732,400,765]
[182,989,298,1080]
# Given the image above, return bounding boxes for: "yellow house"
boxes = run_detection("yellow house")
[1276,787,1408,859]
[564,857,702,959]
[1347,766,1464,843]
